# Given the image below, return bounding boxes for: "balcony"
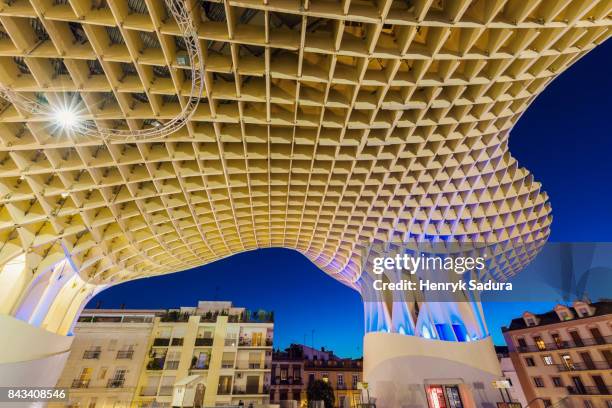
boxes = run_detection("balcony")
[152,338,170,347]
[165,360,180,370]
[272,377,302,386]
[233,385,270,395]
[190,362,209,370]
[557,361,611,371]
[71,379,90,389]
[225,338,238,347]
[140,386,158,396]
[567,386,611,396]
[217,387,232,395]
[107,378,125,388]
[517,336,612,352]
[116,350,134,359]
[238,338,273,347]
[82,350,101,359]
[236,362,270,370]
[147,358,165,370]
[195,337,213,347]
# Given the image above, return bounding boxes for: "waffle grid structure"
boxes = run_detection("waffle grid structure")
[0,0,609,328]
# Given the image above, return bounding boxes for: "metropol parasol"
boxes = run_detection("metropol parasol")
[0,0,609,405]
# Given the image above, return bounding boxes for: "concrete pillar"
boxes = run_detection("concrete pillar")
[363,332,504,408]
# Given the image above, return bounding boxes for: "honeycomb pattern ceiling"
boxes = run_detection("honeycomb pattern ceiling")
[0,0,609,288]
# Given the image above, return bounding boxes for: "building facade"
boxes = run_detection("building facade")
[133,301,274,408]
[502,300,612,408]
[55,301,273,407]
[271,344,362,407]
[55,309,159,407]
[496,345,529,408]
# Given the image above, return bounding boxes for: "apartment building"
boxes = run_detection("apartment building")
[496,345,529,407]
[271,344,363,407]
[55,309,160,407]
[133,301,274,408]
[502,300,612,408]
[55,301,273,407]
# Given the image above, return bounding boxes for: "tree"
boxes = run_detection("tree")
[307,379,335,408]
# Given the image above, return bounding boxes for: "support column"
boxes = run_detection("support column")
[0,314,74,388]
[363,332,503,408]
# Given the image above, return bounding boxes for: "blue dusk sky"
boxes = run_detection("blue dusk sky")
[87,40,612,358]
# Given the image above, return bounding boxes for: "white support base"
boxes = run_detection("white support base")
[0,315,73,388]
[363,332,504,408]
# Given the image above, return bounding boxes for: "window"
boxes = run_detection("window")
[551,333,564,348]
[533,377,545,388]
[338,374,344,387]
[280,366,288,381]
[321,373,329,382]
[569,330,584,347]
[533,336,546,351]
[562,354,574,369]
[517,338,527,348]
[552,377,563,387]
[308,373,315,384]
[583,401,594,408]
[543,355,554,366]
[87,397,97,408]
[589,327,605,345]
[526,317,536,326]
[292,365,301,380]
[577,308,589,318]
[542,399,552,407]
[525,357,536,367]
[352,375,359,389]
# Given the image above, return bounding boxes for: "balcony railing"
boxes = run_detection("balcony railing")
[567,386,611,396]
[116,350,134,359]
[152,338,170,347]
[191,363,209,370]
[158,386,173,396]
[236,362,270,370]
[71,379,90,389]
[517,336,612,352]
[107,378,125,388]
[238,338,273,347]
[195,337,213,347]
[221,360,234,368]
[557,361,611,371]
[82,350,101,359]
[140,386,158,396]
[233,385,270,395]
[217,387,232,395]
[272,377,302,385]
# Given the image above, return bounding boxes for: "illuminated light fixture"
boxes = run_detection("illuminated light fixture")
[0,0,204,141]
[53,107,79,130]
